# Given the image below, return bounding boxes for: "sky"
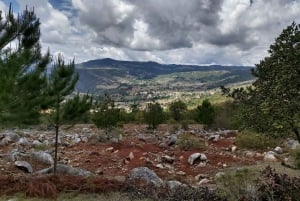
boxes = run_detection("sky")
[1,0,299,66]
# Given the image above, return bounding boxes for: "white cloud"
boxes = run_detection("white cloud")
[5,0,300,65]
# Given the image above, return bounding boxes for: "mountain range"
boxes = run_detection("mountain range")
[75,58,254,96]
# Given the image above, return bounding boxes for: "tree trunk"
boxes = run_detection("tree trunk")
[54,94,60,174]
[54,125,59,174]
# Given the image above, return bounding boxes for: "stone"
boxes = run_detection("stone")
[274,146,283,154]
[245,151,255,158]
[155,164,164,169]
[161,155,174,163]
[14,161,33,173]
[168,135,177,146]
[106,147,114,152]
[264,151,277,162]
[195,174,208,181]
[188,153,207,165]
[166,180,183,192]
[198,178,210,185]
[285,139,300,150]
[176,171,186,176]
[126,167,164,188]
[37,164,93,176]
[17,137,30,146]
[231,146,237,152]
[128,152,134,160]
[95,168,103,175]
[32,151,54,165]
[4,132,20,142]
[197,162,207,167]
[208,134,220,142]
[81,136,88,143]
[32,140,43,147]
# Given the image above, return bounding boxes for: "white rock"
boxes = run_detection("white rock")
[188,153,207,165]
[231,146,237,152]
[32,151,54,165]
[155,164,164,169]
[17,137,30,146]
[15,161,33,173]
[106,147,114,152]
[198,178,210,185]
[128,152,134,160]
[274,146,283,154]
[264,152,277,162]
[195,174,208,181]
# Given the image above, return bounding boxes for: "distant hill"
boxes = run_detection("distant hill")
[75,58,254,95]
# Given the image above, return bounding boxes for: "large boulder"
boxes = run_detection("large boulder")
[37,164,92,176]
[188,153,207,165]
[285,139,300,150]
[126,167,164,188]
[32,151,54,165]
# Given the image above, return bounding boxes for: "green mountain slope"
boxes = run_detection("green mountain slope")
[76,58,254,95]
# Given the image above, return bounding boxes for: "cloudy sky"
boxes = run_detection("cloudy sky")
[1,0,299,65]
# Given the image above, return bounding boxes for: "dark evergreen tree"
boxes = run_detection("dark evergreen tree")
[0,5,50,126]
[143,102,165,129]
[195,99,215,128]
[46,55,79,173]
[61,93,93,124]
[169,100,187,122]
[92,94,121,136]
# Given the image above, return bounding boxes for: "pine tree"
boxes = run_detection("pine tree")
[169,100,187,122]
[46,55,79,173]
[92,94,120,137]
[143,102,165,129]
[195,99,215,128]
[0,5,50,126]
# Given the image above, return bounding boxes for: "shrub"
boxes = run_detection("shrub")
[216,168,257,201]
[289,148,300,169]
[177,133,205,151]
[257,166,300,201]
[165,186,227,201]
[212,101,238,130]
[236,131,279,150]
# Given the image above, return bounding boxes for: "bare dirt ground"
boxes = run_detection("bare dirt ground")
[0,123,298,197]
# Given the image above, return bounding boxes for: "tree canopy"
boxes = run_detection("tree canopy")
[195,99,215,128]
[0,5,50,126]
[222,22,300,141]
[143,102,165,129]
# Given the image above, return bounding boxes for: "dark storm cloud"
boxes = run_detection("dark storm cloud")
[73,0,260,51]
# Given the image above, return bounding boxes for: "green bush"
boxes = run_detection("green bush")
[216,168,257,201]
[165,186,227,201]
[177,133,205,151]
[212,101,238,130]
[257,166,300,201]
[236,131,279,150]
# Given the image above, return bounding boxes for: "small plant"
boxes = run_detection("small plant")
[236,131,279,150]
[165,186,227,201]
[257,166,300,201]
[216,168,257,201]
[289,148,300,169]
[177,133,205,151]
[32,143,50,151]
[181,120,190,130]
